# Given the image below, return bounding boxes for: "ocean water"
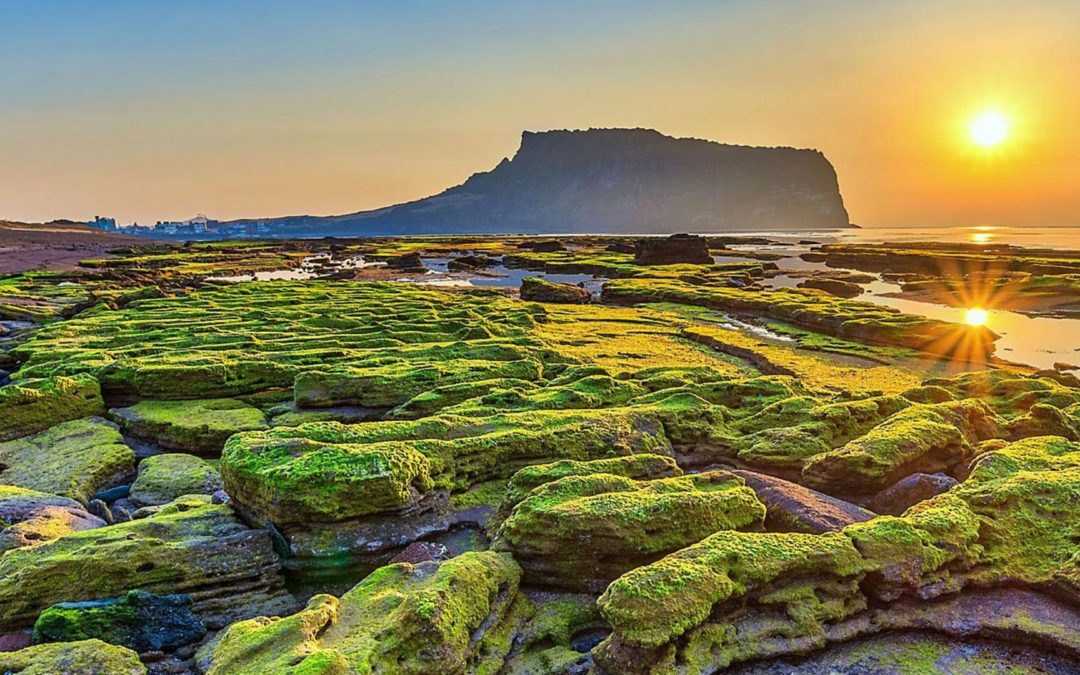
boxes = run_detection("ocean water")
[722,225,1080,250]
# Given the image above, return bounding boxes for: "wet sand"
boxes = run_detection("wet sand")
[0,221,156,274]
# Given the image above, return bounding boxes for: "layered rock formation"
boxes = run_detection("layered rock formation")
[223,129,852,236]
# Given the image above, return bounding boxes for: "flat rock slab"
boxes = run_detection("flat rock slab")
[110,398,268,456]
[129,453,224,507]
[0,416,135,505]
[732,469,876,533]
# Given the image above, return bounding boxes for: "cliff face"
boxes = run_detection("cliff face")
[237,128,851,235]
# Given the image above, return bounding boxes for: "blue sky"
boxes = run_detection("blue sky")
[2,1,1078,226]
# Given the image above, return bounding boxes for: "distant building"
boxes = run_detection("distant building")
[90,216,117,232]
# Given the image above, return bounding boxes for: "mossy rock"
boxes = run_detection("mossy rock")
[0,496,293,631]
[0,639,146,675]
[801,399,1001,495]
[520,277,591,304]
[494,471,765,591]
[0,374,104,442]
[109,398,268,455]
[12,282,548,402]
[221,435,435,524]
[592,436,1080,671]
[33,589,206,653]
[601,277,998,356]
[128,453,224,507]
[386,377,539,420]
[923,370,1080,416]
[0,416,135,504]
[200,551,521,674]
[294,355,543,409]
[504,454,682,507]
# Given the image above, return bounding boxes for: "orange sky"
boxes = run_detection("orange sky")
[1,1,1078,227]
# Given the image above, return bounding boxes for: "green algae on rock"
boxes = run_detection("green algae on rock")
[592,435,1080,672]
[128,453,224,507]
[33,589,206,653]
[0,416,135,504]
[0,496,294,631]
[11,282,548,402]
[504,454,683,507]
[602,277,998,356]
[0,639,146,675]
[109,397,268,455]
[519,276,591,303]
[494,471,766,591]
[221,405,673,559]
[0,485,105,554]
[0,373,104,442]
[801,399,1001,495]
[200,551,521,675]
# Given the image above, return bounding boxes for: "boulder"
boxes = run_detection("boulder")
[447,254,499,271]
[634,234,712,266]
[199,552,521,675]
[33,590,205,653]
[731,469,875,533]
[798,277,864,298]
[0,416,136,504]
[128,454,224,507]
[0,639,146,675]
[519,277,591,304]
[0,486,106,554]
[530,240,566,252]
[384,251,426,272]
[0,496,295,631]
[0,374,104,442]
[493,471,765,592]
[109,398,268,455]
[867,472,958,516]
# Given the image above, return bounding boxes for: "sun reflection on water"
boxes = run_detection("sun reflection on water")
[965,308,989,326]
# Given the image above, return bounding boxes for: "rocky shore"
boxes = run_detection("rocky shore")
[1,234,1079,673]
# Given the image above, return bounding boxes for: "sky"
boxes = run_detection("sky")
[2,0,1078,228]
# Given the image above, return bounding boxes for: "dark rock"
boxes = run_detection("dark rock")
[33,590,207,653]
[210,490,230,505]
[800,252,828,263]
[868,472,958,515]
[389,541,451,565]
[384,252,425,272]
[93,484,130,503]
[531,240,566,253]
[634,234,712,266]
[726,277,747,288]
[520,277,591,304]
[139,650,165,663]
[605,241,636,254]
[731,470,875,533]
[87,499,114,525]
[446,254,499,271]
[0,632,31,652]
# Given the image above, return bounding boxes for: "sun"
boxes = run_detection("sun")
[965,307,989,326]
[970,111,1008,147]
